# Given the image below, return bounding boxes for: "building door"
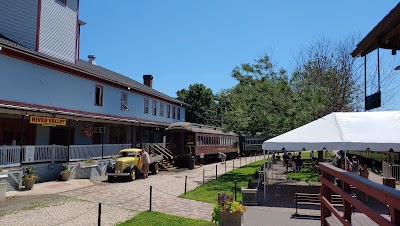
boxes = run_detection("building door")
[49,127,74,145]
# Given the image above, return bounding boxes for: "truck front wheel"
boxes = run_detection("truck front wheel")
[129,169,136,181]
[151,163,159,174]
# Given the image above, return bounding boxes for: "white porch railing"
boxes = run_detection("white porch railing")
[383,161,400,182]
[1,144,135,167]
[68,144,132,161]
[0,146,21,167]
[383,161,390,178]
[21,145,68,163]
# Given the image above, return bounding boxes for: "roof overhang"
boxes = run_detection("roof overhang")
[352,3,400,57]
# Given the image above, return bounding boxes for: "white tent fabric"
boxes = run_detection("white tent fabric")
[262,111,400,152]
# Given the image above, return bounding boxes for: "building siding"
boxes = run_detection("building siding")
[0,0,38,50]
[0,55,185,124]
[39,0,78,63]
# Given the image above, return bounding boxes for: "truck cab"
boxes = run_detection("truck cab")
[106,148,161,181]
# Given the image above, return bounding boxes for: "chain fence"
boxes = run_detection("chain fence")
[41,155,267,225]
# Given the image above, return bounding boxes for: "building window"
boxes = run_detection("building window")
[57,0,66,4]
[121,92,128,110]
[172,106,176,119]
[160,103,164,117]
[177,108,181,120]
[95,85,103,106]
[152,100,157,116]
[144,98,149,114]
[167,105,171,118]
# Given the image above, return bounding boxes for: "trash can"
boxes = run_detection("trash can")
[188,156,195,170]
[0,183,6,202]
[383,178,396,188]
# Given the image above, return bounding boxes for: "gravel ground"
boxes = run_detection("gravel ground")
[0,195,137,226]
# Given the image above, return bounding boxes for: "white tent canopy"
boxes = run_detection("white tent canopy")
[262,111,400,152]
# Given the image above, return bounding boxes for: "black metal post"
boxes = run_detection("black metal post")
[215,165,218,179]
[225,161,226,173]
[20,115,24,146]
[234,180,237,201]
[101,123,104,159]
[203,169,205,184]
[233,159,235,170]
[185,176,187,194]
[240,157,241,167]
[98,203,101,226]
[67,119,71,161]
[150,186,152,211]
[19,115,24,162]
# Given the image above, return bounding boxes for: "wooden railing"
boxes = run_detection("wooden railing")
[320,162,400,226]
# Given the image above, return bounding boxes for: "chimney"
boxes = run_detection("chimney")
[143,74,153,88]
[88,54,96,65]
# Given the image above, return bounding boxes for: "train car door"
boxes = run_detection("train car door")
[184,133,195,155]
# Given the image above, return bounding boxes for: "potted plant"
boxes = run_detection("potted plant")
[79,157,97,168]
[212,193,246,226]
[23,165,39,190]
[60,163,71,181]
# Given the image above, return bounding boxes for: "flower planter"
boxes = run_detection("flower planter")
[24,179,36,190]
[0,170,8,178]
[79,163,97,168]
[219,211,243,226]
[61,171,71,181]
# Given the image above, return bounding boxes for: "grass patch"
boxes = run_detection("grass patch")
[116,211,213,226]
[181,160,265,203]
[287,168,319,182]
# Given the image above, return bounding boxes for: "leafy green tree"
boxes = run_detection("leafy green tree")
[176,83,217,125]
[222,54,294,137]
[291,36,363,121]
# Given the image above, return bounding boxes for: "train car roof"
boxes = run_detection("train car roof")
[166,122,238,136]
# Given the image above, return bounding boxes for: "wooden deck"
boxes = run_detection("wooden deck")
[326,214,390,226]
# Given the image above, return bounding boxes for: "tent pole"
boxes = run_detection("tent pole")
[267,150,270,191]
[263,148,266,201]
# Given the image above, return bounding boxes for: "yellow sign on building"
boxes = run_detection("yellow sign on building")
[30,116,67,126]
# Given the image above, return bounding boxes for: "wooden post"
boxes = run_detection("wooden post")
[67,119,71,161]
[321,171,332,224]
[390,207,400,225]
[215,165,217,179]
[343,182,352,223]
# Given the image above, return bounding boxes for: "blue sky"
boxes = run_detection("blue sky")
[79,1,399,108]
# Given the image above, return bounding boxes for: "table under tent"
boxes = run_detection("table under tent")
[261,111,400,200]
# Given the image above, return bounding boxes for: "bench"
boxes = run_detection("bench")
[294,192,356,216]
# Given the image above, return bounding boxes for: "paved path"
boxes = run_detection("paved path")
[6,154,396,225]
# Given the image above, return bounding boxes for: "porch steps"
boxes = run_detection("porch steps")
[158,160,177,171]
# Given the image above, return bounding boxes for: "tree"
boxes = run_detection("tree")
[291,36,363,122]
[176,83,217,125]
[221,54,294,137]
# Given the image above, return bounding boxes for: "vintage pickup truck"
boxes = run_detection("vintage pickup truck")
[106,148,163,181]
